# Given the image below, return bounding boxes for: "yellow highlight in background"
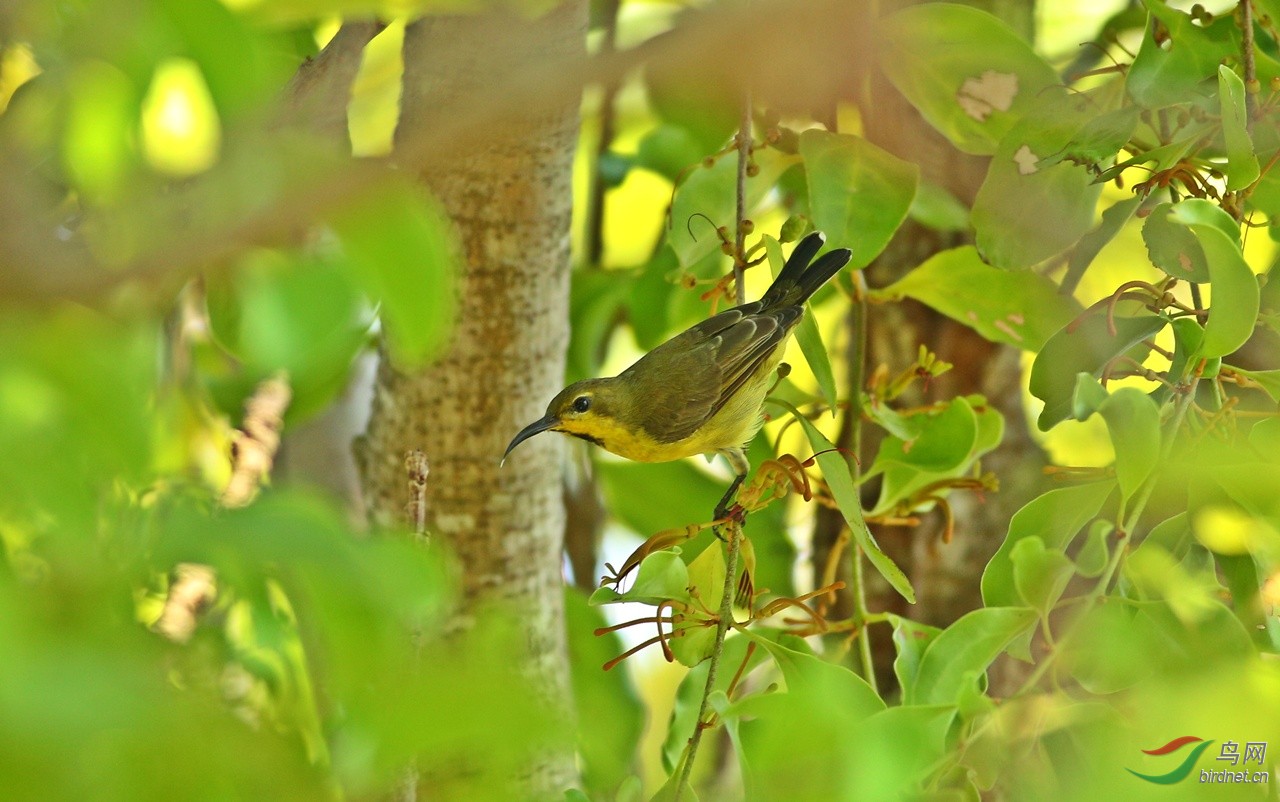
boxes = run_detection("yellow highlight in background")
[0,44,40,113]
[140,58,221,177]
[349,21,405,157]
[1194,506,1280,556]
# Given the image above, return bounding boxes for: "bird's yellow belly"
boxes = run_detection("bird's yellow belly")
[590,355,779,463]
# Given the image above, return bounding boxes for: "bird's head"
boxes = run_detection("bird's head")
[502,378,624,463]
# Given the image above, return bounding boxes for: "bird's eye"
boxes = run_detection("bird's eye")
[572,396,591,413]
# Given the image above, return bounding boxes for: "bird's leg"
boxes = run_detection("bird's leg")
[714,447,751,527]
[714,473,746,523]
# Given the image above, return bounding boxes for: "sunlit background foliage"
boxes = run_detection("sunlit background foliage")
[3,0,1280,800]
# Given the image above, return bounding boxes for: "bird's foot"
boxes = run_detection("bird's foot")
[714,501,747,524]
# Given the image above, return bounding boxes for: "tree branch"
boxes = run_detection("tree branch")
[0,0,869,306]
[584,0,621,267]
[1241,0,1258,123]
[277,20,387,143]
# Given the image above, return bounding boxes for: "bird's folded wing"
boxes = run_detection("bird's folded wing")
[708,309,798,417]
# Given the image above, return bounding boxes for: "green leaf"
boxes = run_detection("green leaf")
[1071,373,1109,420]
[751,632,885,712]
[888,615,942,701]
[1095,387,1162,502]
[721,633,885,800]
[645,63,739,154]
[330,181,459,368]
[635,123,705,182]
[1250,417,1280,456]
[567,269,630,382]
[1064,601,1158,693]
[784,404,915,602]
[907,607,1037,705]
[1011,537,1074,614]
[1038,106,1139,169]
[1127,2,1239,108]
[1126,550,1232,626]
[668,544,725,667]
[0,311,157,521]
[1196,226,1260,359]
[588,550,690,607]
[1062,196,1143,294]
[668,148,799,268]
[971,93,1104,269]
[1233,367,1280,402]
[867,396,1003,515]
[1161,318,1207,399]
[868,396,978,475]
[1142,198,1241,287]
[1133,513,1193,566]
[908,181,970,232]
[882,246,1083,350]
[1218,65,1261,190]
[982,481,1115,608]
[879,3,1059,155]
[1143,203,1210,283]
[798,130,918,265]
[159,0,285,116]
[1029,313,1167,429]
[764,235,837,409]
[1074,520,1113,577]
[662,630,785,774]
[62,62,141,202]
[626,247,678,350]
[205,249,371,420]
[1167,197,1242,243]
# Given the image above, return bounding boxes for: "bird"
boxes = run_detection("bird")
[503,231,853,517]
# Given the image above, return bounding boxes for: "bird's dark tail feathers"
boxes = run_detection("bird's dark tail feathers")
[762,231,854,308]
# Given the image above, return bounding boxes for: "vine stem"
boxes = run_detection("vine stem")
[732,91,751,305]
[673,87,753,802]
[848,271,877,692]
[673,520,742,801]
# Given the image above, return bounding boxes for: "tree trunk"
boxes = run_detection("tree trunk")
[357,5,586,797]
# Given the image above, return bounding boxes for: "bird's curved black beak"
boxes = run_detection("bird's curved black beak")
[501,414,558,465]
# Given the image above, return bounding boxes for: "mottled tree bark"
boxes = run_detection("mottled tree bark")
[812,0,1043,693]
[357,5,586,798]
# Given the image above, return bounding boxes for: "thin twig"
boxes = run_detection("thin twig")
[585,0,621,267]
[153,563,217,643]
[673,520,742,801]
[733,93,752,306]
[405,449,430,545]
[674,84,754,802]
[220,371,292,508]
[396,450,430,802]
[156,371,291,643]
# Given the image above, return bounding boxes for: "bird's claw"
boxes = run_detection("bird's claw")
[713,502,747,540]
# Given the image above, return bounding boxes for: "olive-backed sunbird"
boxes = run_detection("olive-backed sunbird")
[504,231,853,513]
